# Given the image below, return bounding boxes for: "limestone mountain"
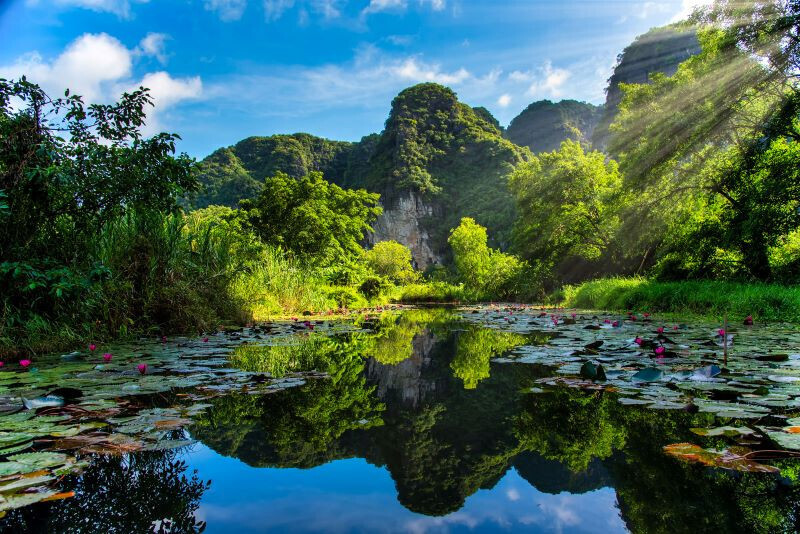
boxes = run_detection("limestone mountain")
[193,83,528,269]
[592,24,701,149]
[351,83,529,267]
[504,99,603,153]
[192,133,355,208]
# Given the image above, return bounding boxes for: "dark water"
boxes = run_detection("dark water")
[4,308,800,533]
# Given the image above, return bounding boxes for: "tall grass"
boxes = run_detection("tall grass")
[230,247,333,320]
[561,277,800,322]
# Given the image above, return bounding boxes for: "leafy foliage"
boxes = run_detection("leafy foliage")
[240,171,381,267]
[364,241,419,284]
[510,140,622,282]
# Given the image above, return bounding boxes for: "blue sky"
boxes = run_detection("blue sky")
[0,0,704,158]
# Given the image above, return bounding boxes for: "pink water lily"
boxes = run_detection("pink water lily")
[103,353,112,363]
[612,320,620,328]
[161,336,167,343]
[644,313,651,318]
[19,359,31,368]
[571,313,577,319]
[718,329,726,337]
[203,337,209,343]
[89,344,96,352]
[744,315,754,326]
[654,346,665,356]
[657,327,664,334]
[0,361,4,368]
[634,337,643,345]
[137,363,147,375]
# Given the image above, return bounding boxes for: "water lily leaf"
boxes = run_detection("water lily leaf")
[632,368,663,382]
[757,426,800,451]
[8,452,69,469]
[0,489,58,512]
[0,474,55,493]
[691,426,756,437]
[663,443,779,473]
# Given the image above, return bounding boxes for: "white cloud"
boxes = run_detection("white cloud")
[362,0,406,16]
[671,0,712,22]
[423,0,445,10]
[0,32,202,135]
[392,58,469,84]
[54,0,132,17]
[526,61,571,98]
[362,0,445,16]
[263,0,294,20]
[204,0,247,21]
[0,33,132,102]
[136,32,169,64]
[311,0,341,19]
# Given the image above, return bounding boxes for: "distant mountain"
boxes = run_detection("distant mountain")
[193,83,528,268]
[193,133,355,208]
[592,24,701,149]
[504,99,603,153]
[352,83,528,266]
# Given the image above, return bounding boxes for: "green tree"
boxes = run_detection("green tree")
[240,171,381,267]
[448,217,524,295]
[509,139,622,279]
[364,240,419,284]
[0,77,196,331]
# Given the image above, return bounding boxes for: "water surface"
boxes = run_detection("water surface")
[3,307,800,533]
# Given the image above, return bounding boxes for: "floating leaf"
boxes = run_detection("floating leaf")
[663,443,779,473]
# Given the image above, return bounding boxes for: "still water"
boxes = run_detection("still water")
[3,307,800,533]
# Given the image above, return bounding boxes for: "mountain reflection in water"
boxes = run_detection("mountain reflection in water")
[5,309,800,533]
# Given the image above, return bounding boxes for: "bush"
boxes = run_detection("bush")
[364,241,419,284]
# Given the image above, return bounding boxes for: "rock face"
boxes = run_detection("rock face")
[592,25,701,149]
[367,191,442,270]
[505,99,603,153]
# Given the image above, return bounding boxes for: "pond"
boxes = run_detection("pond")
[2,306,800,533]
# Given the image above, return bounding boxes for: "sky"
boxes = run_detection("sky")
[0,0,707,158]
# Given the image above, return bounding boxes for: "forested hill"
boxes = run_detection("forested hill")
[504,99,603,153]
[592,24,701,148]
[192,133,355,208]
[193,83,527,266]
[191,25,703,266]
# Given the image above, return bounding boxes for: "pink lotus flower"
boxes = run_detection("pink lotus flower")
[654,346,665,356]
[19,359,31,368]
[89,344,96,352]
[103,353,112,363]
[137,363,147,375]
[657,327,664,334]
[634,337,643,345]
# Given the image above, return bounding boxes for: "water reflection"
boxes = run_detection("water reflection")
[1,449,209,533]
[8,309,800,533]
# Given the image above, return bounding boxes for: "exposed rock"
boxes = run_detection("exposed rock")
[367,191,443,270]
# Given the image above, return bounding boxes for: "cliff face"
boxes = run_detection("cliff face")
[505,99,603,153]
[592,25,701,149]
[367,191,443,269]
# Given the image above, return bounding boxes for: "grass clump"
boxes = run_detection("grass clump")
[561,277,800,322]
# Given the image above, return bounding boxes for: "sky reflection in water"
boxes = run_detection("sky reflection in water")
[188,446,625,534]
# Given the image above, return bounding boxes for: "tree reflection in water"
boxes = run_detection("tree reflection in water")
[1,448,209,534]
